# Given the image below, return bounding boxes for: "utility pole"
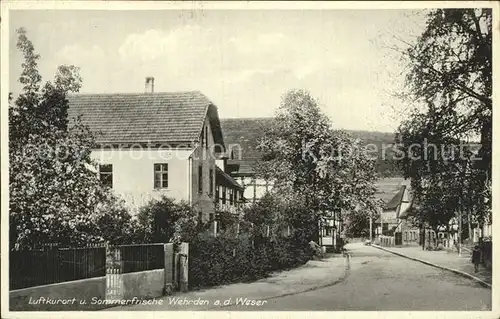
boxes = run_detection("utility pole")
[331,211,335,246]
[421,216,425,251]
[333,210,337,248]
[318,219,323,246]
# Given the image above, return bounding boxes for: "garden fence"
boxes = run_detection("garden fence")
[10,242,166,290]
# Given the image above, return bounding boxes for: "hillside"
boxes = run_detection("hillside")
[343,129,401,178]
[220,118,403,178]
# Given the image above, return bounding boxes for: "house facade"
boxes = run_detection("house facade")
[219,118,275,204]
[67,80,243,222]
[390,178,492,247]
[373,178,407,236]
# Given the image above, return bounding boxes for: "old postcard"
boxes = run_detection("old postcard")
[1,1,498,319]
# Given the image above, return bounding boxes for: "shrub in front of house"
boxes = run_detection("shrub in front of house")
[132,196,200,244]
[188,231,311,290]
[188,232,245,288]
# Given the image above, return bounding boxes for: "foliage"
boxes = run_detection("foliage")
[188,231,312,290]
[404,9,491,171]
[396,9,492,235]
[189,191,315,290]
[343,200,382,238]
[256,89,381,241]
[242,192,289,240]
[9,28,131,249]
[93,194,135,245]
[134,196,201,244]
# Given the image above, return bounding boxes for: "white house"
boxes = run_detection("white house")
[67,78,244,223]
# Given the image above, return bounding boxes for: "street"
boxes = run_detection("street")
[218,243,491,311]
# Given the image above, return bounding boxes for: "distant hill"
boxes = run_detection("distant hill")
[220,118,403,178]
[343,130,401,178]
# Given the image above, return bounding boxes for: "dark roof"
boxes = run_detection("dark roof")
[374,177,405,204]
[398,203,416,219]
[219,117,274,175]
[384,186,406,211]
[67,91,224,146]
[215,166,244,190]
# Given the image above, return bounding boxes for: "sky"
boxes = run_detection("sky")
[9,9,428,132]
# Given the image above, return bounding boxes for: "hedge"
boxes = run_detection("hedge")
[188,233,313,289]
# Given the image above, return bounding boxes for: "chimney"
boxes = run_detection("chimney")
[145,77,155,93]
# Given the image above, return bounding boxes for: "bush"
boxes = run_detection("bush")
[188,232,311,290]
[133,196,199,244]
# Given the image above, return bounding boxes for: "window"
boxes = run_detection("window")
[154,164,168,189]
[205,126,209,150]
[222,187,226,204]
[229,188,233,205]
[215,186,220,204]
[198,165,203,193]
[99,164,113,188]
[325,226,334,237]
[200,129,205,148]
[209,169,214,196]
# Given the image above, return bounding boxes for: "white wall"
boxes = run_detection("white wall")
[190,116,217,218]
[91,148,194,214]
[236,176,273,203]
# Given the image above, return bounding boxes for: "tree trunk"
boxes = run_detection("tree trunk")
[467,210,472,242]
[446,224,450,248]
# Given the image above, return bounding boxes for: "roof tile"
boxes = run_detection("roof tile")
[67,91,214,144]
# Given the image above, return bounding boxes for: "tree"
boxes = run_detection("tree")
[134,197,201,244]
[257,90,381,242]
[343,199,383,238]
[404,9,491,172]
[396,107,484,245]
[396,9,492,230]
[10,28,83,145]
[396,9,492,239]
[242,192,295,241]
[9,28,128,249]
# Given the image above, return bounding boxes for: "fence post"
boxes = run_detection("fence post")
[179,242,189,293]
[164,243,174,296]
[173,253,178,291]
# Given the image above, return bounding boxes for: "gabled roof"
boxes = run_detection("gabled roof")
[215,166,244,190]
[384,185,406,211]
[374,177,405,204]
[67,91,224,147]
[219,117,274,175]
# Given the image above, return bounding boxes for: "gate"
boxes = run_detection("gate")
[105,246,124,300]
[395,232,403,246]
